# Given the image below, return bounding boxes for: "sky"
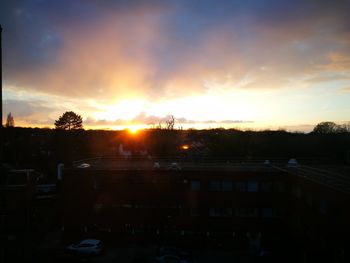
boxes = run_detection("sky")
[1,0,350,131]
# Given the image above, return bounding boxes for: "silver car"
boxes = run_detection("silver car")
[155,255,191,263]
[66,239,103,256]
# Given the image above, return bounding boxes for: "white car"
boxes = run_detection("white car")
[66,239,103,255]
[155,255,190,263]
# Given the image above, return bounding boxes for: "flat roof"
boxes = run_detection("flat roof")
[273,165,350,194]
[71,157,276,172]
[71,157,350,194]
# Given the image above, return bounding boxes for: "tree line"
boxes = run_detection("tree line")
[4,110,350,134]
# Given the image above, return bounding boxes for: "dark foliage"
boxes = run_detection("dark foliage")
[3,127,350,181]
[312,121,348,134]
[54,111,83,130]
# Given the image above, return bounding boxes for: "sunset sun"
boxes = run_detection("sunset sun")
[127,126,140,134]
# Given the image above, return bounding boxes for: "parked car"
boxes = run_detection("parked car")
[155,254,191,263]
[131,255,154,263]
[65,239,103,256]
[157,246,194,263]
[253,250,277,263]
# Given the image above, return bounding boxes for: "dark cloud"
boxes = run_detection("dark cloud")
[1,0,350,127]
[2,0,350,99]
[3,99,55,118]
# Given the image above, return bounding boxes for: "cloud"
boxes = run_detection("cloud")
[318,52,350,72]
[304,74,350,84]
[203,120,254,124]
[2,0,350,102]
[3,99,55,118]
[84,112,254,128]
[1,0,350,128]
[3,98,58,127]
[339,86,350,93]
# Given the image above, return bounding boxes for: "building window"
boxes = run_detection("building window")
[93,203,103,213]
[222,181,233,191]
[261,208,273,218]
[319,199,328,214]
[236,182,246,192]
[274,182,285,193]
[306,194,313,206]
[247,182,258,192]
[191,180,201,191]
[208,181,233,192]
[190,208,200,216]
[261,182,272,192]
[209,208,233,217]
[275,208,286,218]
[209,181,221,191]
[236,208,259,218]
[292,185,302,198]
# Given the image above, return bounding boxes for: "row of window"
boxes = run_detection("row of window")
[191,180,284,192]
[290,186,328,213]
[66,225,266,240]
[208,207,278,218]
[93,203,279,219]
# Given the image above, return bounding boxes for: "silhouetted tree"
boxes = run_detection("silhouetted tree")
[312,122,339,134]
[5,112,15,127]
[165,115,175,130]
[337,123,350,133]
[54,111,83,130]
[312,121,349,134]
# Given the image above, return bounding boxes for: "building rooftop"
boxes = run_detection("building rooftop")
[71,157,276,172]
[273,165,350,194]
[70,157,350,194]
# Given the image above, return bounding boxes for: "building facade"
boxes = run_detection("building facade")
[60,158,350,261]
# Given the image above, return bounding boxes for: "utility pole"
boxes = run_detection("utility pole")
[0,24,3,166]
[0,25,3,263]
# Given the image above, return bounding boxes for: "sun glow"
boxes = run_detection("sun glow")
[127,126,141,134]
[93,99,146,121]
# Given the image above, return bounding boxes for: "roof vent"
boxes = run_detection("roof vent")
[264,160,270,165]
[153,162,161,169]
[168,162,181,170]
[77,163,90,169]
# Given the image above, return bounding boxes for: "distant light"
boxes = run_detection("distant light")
[181,145,189,150]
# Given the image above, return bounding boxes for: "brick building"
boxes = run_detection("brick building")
[60,158,350,261]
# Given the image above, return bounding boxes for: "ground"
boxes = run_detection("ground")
[30,230,255,263]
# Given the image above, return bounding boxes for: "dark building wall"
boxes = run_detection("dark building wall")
[0,170,37,262]
[60,166,350,258]
[61,168,286,240]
